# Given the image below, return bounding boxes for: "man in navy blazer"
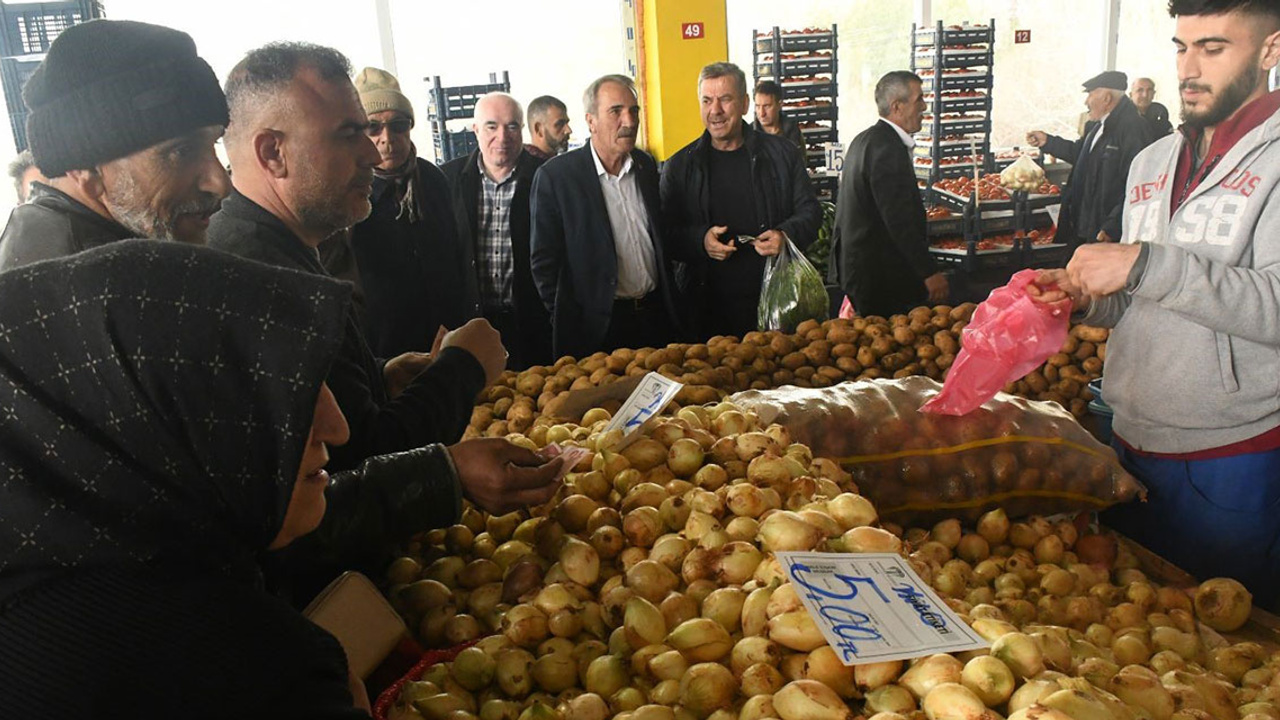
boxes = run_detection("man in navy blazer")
[530,74,682,361]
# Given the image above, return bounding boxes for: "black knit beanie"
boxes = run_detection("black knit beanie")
[23,19,229,177]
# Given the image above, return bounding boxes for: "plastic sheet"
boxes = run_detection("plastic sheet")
[922,269,1070,416]
[731,376,1145,525]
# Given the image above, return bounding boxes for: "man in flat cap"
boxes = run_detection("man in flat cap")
[0,19,230,269]
[1027,70,1153,246]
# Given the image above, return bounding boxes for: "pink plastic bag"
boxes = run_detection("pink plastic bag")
[838,295,856,320]
[921,269,1070,416]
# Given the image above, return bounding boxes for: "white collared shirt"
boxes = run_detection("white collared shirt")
[1089,111,1111,151]
[590,141,658,299]
[881,118,916,149]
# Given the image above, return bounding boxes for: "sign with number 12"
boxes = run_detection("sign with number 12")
[682,22,704,40]
[775,552,988,665]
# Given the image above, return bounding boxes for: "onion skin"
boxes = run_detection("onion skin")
[920,682,1000,720]
[899,654,964,700]
[1194,577,1253,632]
[961,655,1016,706]
[773,679,853,720]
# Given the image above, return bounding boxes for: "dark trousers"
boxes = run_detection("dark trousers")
[1102,438,1280,611]
[603,293,673,352]
[484,307,523,370]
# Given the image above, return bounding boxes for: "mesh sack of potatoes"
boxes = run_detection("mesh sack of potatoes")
[729,375,1144,526]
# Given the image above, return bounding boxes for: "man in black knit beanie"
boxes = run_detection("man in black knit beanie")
[0,19,230,270]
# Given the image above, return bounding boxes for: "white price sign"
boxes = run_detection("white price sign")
[775,552,988,665]
[824,142,845,174]
[604,372,683,448]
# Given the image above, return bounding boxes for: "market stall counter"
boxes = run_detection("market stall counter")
[365,308,1280,720]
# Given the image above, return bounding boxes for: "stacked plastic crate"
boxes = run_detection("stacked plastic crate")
[0,0,103,152]
[752,25,838,202]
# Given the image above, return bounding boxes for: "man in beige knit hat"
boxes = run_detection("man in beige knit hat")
[319,67,480,359]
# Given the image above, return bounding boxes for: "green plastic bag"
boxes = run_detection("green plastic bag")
[757,235,829,332]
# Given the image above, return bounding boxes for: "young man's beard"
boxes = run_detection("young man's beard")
[1181,63,1261,129]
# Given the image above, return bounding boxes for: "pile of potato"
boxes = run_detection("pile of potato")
[1003,324,1108,416]
[386,400,1273,720]
[464,306,1109,442]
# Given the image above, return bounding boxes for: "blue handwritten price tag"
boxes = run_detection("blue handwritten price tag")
[775,552,988,665]
[604,372,683,449]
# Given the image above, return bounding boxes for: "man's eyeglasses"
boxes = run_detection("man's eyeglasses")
[368,118,413,136]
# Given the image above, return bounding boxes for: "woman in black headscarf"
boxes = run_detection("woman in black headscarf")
[0,240,368,718]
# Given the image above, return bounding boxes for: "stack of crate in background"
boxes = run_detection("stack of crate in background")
[751,25,838,202]
[910,20,1066,301]
[910,19,995,190]
[0,0,103,153]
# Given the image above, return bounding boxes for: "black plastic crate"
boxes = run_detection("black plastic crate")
[754,30,835,54]
[916,141,987,160]
[0,0,99,57]
[926,216,965,236]
[799,125,835,145]
[980,213,1018,233]
[1022,244,1071,268]
[928,93,990,114]
[783,104,834,123]
[780,79,835,100]
[779,53,835,75]
[921,73,992,94]
[755,57,836,79]
[922,116,990,136]
[428,83,505,121]
[1027,193,1064,209]
[929,243,1021,271]
[432,129,477,164]
[935,162,982,178]
[1027,208,1057,228]
[914,25,994,46]
[914,162,983,183]
[929,186,1014,213]
[915,48,991,70]
[427,72,510,122]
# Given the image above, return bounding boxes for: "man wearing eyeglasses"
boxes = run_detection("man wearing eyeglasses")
[319,68,479,359]
[442,92,553,369]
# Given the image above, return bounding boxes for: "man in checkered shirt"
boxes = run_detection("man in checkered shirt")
[443,93,553,368]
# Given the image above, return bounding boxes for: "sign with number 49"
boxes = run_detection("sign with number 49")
[682,22,704,40]
[775,552,988,665]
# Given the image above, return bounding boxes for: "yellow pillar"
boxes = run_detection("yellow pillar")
[640,0,728,161]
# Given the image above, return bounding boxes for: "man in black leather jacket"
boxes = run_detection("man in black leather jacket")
[0,20,231,270]
[213,42,564,601]
[661,62,821,339]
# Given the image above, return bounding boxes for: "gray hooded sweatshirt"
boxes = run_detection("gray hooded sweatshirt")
[1082,107,1280,454]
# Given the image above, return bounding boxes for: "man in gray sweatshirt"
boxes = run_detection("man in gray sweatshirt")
[1033,0,1280,609]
